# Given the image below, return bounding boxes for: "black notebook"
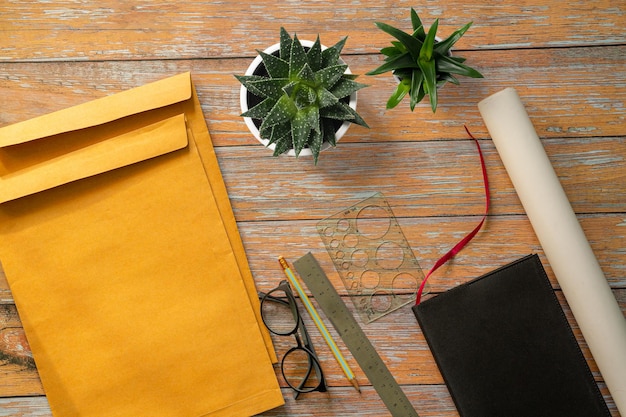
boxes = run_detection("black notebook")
[413,254,610,417]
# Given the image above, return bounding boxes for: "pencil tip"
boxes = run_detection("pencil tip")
[350,378,361,393]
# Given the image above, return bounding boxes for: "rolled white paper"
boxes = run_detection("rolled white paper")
[479,88,626,415]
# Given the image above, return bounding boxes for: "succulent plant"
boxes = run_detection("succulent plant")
[236,27,369,164]
[367,8,483,113]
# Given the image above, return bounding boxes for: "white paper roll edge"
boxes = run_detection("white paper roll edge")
[478,87,626,415]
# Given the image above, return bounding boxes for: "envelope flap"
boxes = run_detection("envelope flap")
[0,113,189,204]
[0,73,192,147]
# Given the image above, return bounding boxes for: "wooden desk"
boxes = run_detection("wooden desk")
[1,1,624,416]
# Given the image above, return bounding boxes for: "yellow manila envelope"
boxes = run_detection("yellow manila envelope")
[0,73,283,416]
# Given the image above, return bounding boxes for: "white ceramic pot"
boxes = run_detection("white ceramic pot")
[240,40,358,157]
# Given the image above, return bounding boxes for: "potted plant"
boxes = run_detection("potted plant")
[236,27,369,164]
[366,8,483,113]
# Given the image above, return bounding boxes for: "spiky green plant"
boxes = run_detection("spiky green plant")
[236,28,368,164]
[366,8,483,113]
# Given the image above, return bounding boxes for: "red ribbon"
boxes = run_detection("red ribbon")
[415,126,490,305]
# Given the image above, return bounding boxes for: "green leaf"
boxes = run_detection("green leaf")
[241,97,277,118]
[321,119,338,146]
[260,95,297,130]
[419,19,438,61]
[307,36,323,71]
[315,64,348,89]
[290,34,308,78]
[259,120,272,139]
[418,19,439,112]
[267,121,291,145]
[381,45,403,57]
[417,57,437,112]
[302,105,321,133]
[235,74,264,84]
[294,85,317,108]
[281,80,297,97]
[344,104,369,128]
[309,128,323,164]
[448,55,467,63]
[366,52,417,76]
[386,78,410,109]
[439,73,460,85]
[272,137,292,156]
[410,8,426,40]
[329,77,367,99]
[321,36,347,67]
[434,22,472,55]
[391,41,407,53]
[409,69,425,111]
[292,111,311,156]
[234,75,266,97]
[436,54,483,78]
[319,102,355,121]
[279,27,292,60]
[317,87,339,108]
[297,63,316,83]
[258,50,289,78]
[241,77,290,100]
[374,21,423,61]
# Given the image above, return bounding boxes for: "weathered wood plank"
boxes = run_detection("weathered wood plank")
[216,139,626,221]
[1,45,625,143]
[0,396,51,417]
[0,383,620,417]
[1,0,623,61]
[238,215,626,291]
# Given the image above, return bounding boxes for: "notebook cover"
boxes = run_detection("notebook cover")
[413,254,610,417]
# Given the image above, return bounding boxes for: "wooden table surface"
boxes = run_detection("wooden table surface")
[1,1,624,416]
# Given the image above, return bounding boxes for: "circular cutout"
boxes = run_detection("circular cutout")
[322,226,334,237]
[343,233,359,248]
[369,290,393,313]
[392,273,420,300]
[375,241,405,270]
[360,270,380,289]
[356,205,391,240]
[336,219,350,233]
[350,249,369,268]
[329,239,340,249]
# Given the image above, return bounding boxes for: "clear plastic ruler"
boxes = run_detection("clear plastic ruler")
[316,192,426,322]
[294,252,419,417]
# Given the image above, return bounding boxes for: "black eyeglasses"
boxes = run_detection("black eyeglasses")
[259,280,327,399]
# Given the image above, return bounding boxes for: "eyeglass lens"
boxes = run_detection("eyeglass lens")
[260,288,298,335]
[282,344,324,393]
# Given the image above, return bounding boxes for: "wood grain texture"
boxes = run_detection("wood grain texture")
[1,0,624,61]
[0,0,624,416]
